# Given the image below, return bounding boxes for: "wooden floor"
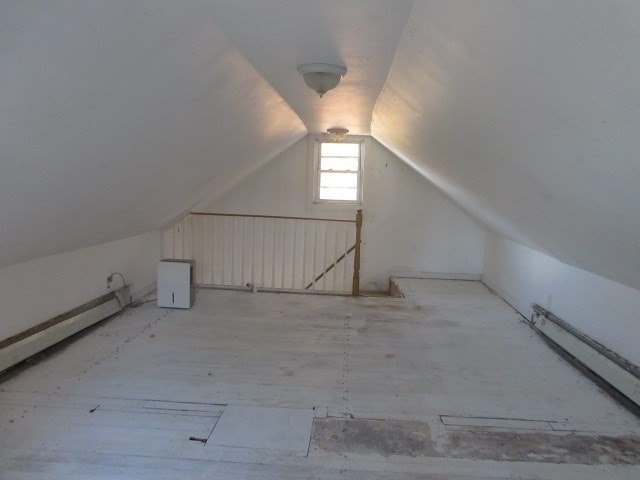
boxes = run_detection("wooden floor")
[1,279,639,479]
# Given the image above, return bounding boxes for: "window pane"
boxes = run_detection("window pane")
[321,143,359,157]
[320,172,357,189]
[316,141,361,203]
[320,156,359,171]
[319,187,358,201]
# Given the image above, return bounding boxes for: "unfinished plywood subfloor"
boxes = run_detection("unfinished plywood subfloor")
[1,279,639,479]
[207,405,314,454]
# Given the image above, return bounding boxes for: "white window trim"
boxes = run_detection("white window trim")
[310,135,365,205]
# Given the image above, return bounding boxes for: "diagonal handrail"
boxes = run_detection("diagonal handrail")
[305,244,356,290]
[305,209,362,295]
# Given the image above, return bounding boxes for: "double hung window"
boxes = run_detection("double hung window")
[315,141,363,203]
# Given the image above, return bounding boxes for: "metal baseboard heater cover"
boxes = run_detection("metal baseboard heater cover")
[531,304,640,407]
[0,287,129,374]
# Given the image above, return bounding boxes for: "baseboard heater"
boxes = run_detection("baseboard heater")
[0,286,129,375]
[531,304,640,407]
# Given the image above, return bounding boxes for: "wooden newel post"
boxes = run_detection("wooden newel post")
[352,209,363,296]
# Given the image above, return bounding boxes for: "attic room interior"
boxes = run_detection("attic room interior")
[1,1,640,478]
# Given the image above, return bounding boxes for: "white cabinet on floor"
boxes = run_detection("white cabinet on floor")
[157,260,195,308]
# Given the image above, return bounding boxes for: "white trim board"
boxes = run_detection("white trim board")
[390,272,482,281]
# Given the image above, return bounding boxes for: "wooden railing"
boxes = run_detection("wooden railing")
[162,210,363,295]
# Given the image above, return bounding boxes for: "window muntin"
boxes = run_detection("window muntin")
[316,141,362,203]
[320,157,359,172]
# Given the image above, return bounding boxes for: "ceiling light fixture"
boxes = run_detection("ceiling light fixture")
[297,63,347,98]
[327,127,349,142]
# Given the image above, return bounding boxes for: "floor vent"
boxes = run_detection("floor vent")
[531,304,640,408]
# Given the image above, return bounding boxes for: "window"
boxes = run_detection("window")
[315,140,363,203]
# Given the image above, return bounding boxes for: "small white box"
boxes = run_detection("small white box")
[157,260,195,308]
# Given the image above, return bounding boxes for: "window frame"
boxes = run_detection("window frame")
[312,137,364,205]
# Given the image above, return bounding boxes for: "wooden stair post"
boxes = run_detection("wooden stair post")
[352,209,363,296]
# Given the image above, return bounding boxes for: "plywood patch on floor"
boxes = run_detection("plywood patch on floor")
[311,417,435,457]
[441,415,555,431]
[207,405,315,455]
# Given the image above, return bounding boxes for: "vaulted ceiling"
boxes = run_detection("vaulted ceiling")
[2,1,639,290]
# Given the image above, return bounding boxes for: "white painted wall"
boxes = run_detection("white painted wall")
[195,136,486,291]
[483,232,640,366]
[0,232,159,343]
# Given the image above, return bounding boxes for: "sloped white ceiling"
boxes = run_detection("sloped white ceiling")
[0,1,305,267]
[208,0,413,135]
[373,1,640,290]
